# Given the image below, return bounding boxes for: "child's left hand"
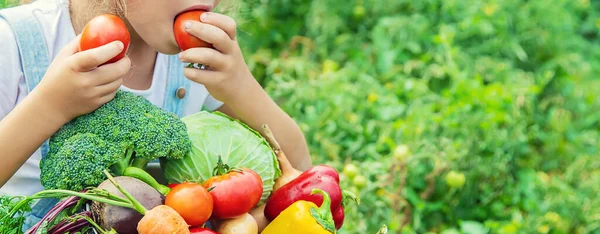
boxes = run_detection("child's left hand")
[178,12,256,103]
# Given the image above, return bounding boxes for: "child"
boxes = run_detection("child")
[0,0,311,229]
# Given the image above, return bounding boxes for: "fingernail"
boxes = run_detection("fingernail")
[116,41,124,50]
[201,12,209,21]
[185,21,192,29]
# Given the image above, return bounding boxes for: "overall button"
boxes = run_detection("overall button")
[176,87,186,99]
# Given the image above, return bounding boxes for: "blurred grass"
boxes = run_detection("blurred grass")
[1,0,600,233]
[0,0,18,8]
[236,0,600,233]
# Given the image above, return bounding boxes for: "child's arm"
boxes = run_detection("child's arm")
[0,92,70,186]
[0,35,130,187]
[216,92,312,171]
[179,12,312,171]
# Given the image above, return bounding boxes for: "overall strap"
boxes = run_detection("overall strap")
[163,54,191,117]
[0,0,54,158]
[0,0,52,92]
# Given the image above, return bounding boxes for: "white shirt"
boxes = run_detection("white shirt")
[0,0,223,196]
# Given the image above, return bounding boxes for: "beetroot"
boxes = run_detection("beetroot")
[92,176,164,234]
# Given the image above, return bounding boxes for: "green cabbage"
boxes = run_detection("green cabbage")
[160,111,281,204]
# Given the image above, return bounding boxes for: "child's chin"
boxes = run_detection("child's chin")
[156,43,183,55]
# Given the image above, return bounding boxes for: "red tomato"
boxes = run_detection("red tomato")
[202,165,263,219]
[173,10,213,50]
[165,182,213,226]
[167,183,179,189]
[189,227,219,234]
[79,14,130,65]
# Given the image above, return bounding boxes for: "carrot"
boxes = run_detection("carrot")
[137,205,189,234]
[261,124,302,191]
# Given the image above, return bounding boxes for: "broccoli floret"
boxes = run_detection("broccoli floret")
[41,90,190,194]
[47,90,190,161]
[40,133,125,191]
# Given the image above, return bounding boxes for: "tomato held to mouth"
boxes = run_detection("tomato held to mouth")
[79,14,130,65]
[174,10,213,51]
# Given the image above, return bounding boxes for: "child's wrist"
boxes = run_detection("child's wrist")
[29,90,72,126]
[221,75,263,105]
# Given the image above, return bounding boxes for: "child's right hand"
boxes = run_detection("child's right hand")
[34,34,131,122]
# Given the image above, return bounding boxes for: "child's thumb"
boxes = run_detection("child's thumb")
[69,40,125,72]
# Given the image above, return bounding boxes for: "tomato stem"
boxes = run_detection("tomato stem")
[212,155,234,176]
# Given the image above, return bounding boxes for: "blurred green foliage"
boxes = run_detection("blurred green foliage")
[2,0,600,233]
[236,0,600,233]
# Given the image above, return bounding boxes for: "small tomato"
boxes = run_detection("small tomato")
[445,170,466,188]
[393,144,411,161]
[202,158,263,219]
[352,175,367,189]
[173,10,212,50]
[79,14,130,65]
[165,182,213,227]
[353,5,366,19]
[343,163,359,179]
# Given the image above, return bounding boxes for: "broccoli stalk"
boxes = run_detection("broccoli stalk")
[40,90,190,195]
[111,148,134,176]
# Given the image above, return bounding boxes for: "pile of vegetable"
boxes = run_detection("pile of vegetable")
[1,11,363,234]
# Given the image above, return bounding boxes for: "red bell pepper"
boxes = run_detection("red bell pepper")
[333,205,345,230]
[264,165,357,229]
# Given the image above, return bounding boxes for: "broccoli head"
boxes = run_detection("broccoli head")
[40,90,190,193]
[40,133,125,191]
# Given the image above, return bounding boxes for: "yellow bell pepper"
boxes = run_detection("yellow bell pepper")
[261,188,336,234]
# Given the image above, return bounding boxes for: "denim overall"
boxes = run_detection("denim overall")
[0,0,191,231]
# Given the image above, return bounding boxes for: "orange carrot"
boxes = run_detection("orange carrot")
[137,205,190,234]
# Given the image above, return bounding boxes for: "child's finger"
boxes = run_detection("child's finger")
[95,76,123,97]
[69,41,125,72]
[200,12,237,40]
[185,21,233,54]
[97,90,119,106]
[183,67,221,85]
[89,56,131,85]
[56,34,83,58]
[179,47,226,70]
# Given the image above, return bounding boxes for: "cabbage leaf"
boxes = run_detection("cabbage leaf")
[160,111,281,204]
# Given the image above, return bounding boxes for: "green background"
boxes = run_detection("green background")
[2,0,600,233]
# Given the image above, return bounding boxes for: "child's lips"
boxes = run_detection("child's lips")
[176,4,213,18]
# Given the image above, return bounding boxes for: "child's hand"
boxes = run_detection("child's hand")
[178,12,257,103]
[35,35,131,122]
